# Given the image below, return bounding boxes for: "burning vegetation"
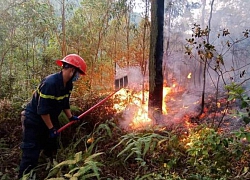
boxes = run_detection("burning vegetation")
[111,75,202,132]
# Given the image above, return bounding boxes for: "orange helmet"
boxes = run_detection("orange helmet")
[56,54,86,75]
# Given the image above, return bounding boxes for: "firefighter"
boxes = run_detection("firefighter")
[18,54,87,178]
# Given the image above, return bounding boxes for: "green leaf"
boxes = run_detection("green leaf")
[69,177,78,180]
[140,161,146,166]
[64,173,73,178]
[53,160,76,169]
[241,101,248,109]
[73,166,90,177]
[86,137,103,155]
[68,167,80,174]
[222,139,228,148]
[117,142,134,157]
[142,139,151,157]
[243,116,250,124]
[202,150,208,155]
[111,136,134,152]
[85,152,103,162]
[227,95,235,101]
[47,159,76,178]
[96,123,112,137]
[135,157,144,162]
[74,151,82,163]
[245,133,250,142]
[78,172,100,179]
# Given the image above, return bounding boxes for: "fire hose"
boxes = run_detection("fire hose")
[57,88,122,133]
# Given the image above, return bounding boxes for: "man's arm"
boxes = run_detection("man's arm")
[41,114,53,129]
[64,109,79,121]
[63,109,73,119]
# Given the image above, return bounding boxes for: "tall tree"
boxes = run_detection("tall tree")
[148,0,164,121]
[197,0,206,86]
[61,0,66,56]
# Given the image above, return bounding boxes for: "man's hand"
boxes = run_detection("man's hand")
[49,127,58,138]
[69,115,79,121]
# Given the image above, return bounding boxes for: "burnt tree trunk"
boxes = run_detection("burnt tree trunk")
[149,0,164,122]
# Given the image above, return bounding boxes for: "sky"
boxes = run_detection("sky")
[133,0,145,13]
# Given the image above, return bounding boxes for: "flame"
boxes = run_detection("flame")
[114,89,150,129]
[114,86,171,129]
[129,103,151,128]
[162,87,171,114]
[187,73,192,79]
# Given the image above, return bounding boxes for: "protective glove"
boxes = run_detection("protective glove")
[69,115,79,121]
[49,127,58,138]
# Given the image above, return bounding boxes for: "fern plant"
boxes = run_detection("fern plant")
[46,151,103,180]
[111,131,170,166]
[46,120,118,179]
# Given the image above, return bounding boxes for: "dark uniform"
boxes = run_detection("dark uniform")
[19,71,72,178]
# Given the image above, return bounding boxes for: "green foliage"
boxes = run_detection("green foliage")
[0,138,9,179]
[46,151,103,180]
[134,170,184,180]
[91,119,116,139]
[58,119,116,167]
[80,119,120,159]
[226,82,247,102]
[0,99,12,122]
[225,83,250,125]
[0,138,8,152]
[112,132,160,165]
[233,127,250,142]
[1,111,250,179]
[0,98,22,122]
[186,126,231,177]
[20,170,37,180]
[111,129,184,169]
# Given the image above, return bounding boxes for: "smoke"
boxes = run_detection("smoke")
[115,66,202,130]
[116,0,250,130]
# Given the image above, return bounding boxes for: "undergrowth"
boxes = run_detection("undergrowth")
[0,89,250,180]
[18,121,250,180]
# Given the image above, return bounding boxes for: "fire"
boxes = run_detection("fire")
[129,103,151,128]
[114,86,171,129]
[162,87,171,114]
[187,73,192,79]
[114,89,150,129]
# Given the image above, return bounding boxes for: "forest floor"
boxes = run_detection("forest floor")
[0,90,248,179]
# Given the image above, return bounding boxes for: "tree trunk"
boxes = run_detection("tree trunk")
[126,7,131,67]
[199,0,214,116]
[142,0,149,104]
[61,0,66,56]
[148,0,164,123]
[198,0,206,86]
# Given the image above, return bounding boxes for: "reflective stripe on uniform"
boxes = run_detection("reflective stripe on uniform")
[36,89,72,100]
